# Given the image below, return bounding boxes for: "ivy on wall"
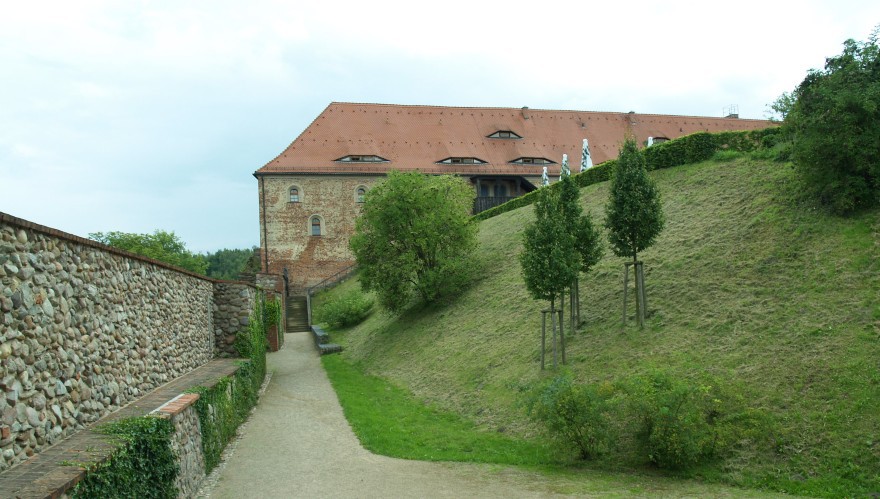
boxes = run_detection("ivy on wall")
[473,128,782,222]
[69,417,178,499]
[192,291,270,472]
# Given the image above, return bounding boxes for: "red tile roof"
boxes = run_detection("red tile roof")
[255,102,773,177]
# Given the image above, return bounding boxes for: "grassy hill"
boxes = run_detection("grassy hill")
[314,154,880,497]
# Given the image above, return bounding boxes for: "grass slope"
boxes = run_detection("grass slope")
[316,156,880,497]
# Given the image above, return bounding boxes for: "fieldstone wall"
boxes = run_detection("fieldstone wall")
[168,403,205,498]
[0,212,241,471]
[212,282,255,357]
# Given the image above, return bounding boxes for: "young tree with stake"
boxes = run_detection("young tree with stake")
[604,138,664,327]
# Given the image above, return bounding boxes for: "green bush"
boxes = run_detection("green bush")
[264,297,281,331]
[523,371,771,470]
[70,416,177,498]
[625,370,770,470]
[315,289,374,328]
[525,374,619,460]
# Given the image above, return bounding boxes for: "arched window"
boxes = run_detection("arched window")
[310,216,322,236]
[356,186,367,203]
[289,186,301,203]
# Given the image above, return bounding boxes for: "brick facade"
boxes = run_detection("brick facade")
[258,175,376,293]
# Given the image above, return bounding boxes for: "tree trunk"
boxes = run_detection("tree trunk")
[550,297,558,368]
[632,253,640,324]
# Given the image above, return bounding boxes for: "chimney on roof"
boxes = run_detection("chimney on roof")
[724,104,739,119]
[522,106,530,119]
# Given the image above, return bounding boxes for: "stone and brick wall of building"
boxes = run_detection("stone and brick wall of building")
[258,174,377,292]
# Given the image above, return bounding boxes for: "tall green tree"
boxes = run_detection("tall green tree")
[604,138,664,325]
[557,172,602,329]
[604,138,664,264]
[520,186,578,309]
[520,185,580,367]
[90,230,208,274]
[784,27,880,214]
[349,171,477,314]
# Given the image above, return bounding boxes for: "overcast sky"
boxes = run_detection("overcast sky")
[1,1,878,252]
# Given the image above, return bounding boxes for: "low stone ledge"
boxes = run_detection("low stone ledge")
[0,359,239,499]
[151,393,201,419]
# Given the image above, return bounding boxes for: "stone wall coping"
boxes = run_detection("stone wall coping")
[150,393,201,419]
[0,359,241,499]
[1,210,260,288]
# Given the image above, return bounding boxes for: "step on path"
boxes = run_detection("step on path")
[286,296,310,332]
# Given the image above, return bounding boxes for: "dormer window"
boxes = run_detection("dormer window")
[335,155,389,163]
[488,130,522,139]
[437,157,487,165]
[510,157,555,165]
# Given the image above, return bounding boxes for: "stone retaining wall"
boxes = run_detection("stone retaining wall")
[212,282,255,357]
[153,393,206,498]
[0,212,261,471]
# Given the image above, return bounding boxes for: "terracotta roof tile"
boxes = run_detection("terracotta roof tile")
[256,102,773,177]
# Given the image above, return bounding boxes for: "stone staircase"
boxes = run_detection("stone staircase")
[286,296,310,332]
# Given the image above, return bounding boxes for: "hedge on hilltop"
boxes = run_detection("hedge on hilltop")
[472,127,782,222]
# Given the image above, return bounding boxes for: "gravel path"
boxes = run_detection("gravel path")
[197,333,779,498]
[197,333,575,498]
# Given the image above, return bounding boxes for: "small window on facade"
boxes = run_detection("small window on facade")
[289,186,300,203]
[510,157,555,165]
[335,155,389,163]
[488,130,522,139]
[479,184,489,197]
[437,157,487,165]
[356,186,367,203]
[494,184,507,197]
[311,216,322,236]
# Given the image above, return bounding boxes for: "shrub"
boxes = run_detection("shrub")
[525,374,619,460]
[315,289,374,328]
[625,370,770,470]
[69,417,177,498]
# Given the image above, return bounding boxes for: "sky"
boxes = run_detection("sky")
[1,1,878,252]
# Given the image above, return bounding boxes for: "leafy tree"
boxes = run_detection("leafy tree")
[89,230,208,274]
[520,186,578,310]
[604,138,664,264]
[783,28,880,214]
[204,248,257,280]
[604,138,664,325]
[766,91,796,122]
[557,173,602,329]
[349,171,477,314]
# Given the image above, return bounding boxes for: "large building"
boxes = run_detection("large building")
[255,102,771,293]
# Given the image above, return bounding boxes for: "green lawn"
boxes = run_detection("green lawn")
[314,155,880,497]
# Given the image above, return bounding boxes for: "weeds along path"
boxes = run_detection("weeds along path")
[199,333,781,498]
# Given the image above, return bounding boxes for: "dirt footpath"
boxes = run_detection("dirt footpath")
[198,333,780,498]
